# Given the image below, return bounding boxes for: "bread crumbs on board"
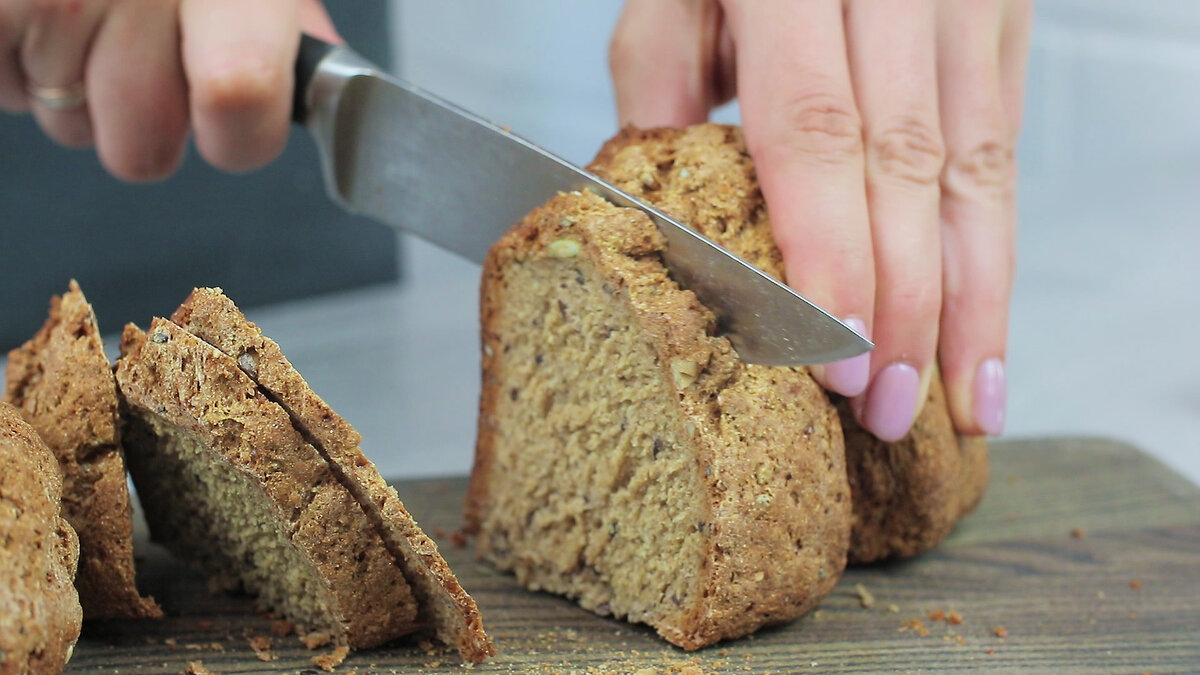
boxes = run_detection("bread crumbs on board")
[270,619,296,637]
[302,631,333,650]
[992,626,1009,638]
[247,635,273,662]
[854,583,875,608]
[1129,579,1143,590]
[1070,527,1086,539]
[312,645,350,672]
[184,661,215,675]
[901,618,931,637]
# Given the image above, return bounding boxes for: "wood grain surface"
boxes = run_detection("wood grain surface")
[69,438,1200,674]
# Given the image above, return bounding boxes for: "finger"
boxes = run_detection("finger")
[299,0,343,45]
[19,0,109,147]
[936,0,1018,436]
[87,0,188,182]
[1000,0,1032,134]
[844,0,943,441]
[610,0,729,128]
[723,0,875,397]
[0,0,31,111]
[180,0,299,172]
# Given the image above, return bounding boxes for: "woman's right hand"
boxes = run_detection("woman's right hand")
[0,0,339,181]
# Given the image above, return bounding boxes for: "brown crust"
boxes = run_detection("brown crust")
[957,434,990,517]
[589,124,987,563]
[3,280,161,618]
[469,186,850,649]
[0,401,82,674]
[170,289,493,663]
[114,319,418,648]
[836,373,961,562]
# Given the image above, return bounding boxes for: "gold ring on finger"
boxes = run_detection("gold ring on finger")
[26,81,86,110]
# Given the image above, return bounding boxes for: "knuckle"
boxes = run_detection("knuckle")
[867,117,945,187]
[754,93,863,165]
[942,139,1015,199]
[191,56,286,117]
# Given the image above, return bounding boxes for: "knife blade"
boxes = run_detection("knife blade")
[291,36,872,366]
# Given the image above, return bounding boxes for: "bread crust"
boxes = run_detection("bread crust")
[4,280,161,618]
[0,401,82,675]
[170,289,493,663]
[115,319,418,648]
[469,187,850,649]
[588,124,988,564]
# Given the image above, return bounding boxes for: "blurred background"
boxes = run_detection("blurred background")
[1,1,1196,484]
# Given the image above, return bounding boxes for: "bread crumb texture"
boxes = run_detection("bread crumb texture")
[3,280,161,618]
[0,402,83,674]
[115,319,418,649]
[171,287,493,662]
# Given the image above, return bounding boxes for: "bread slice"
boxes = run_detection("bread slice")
[4,280,162,618]
[585,125,988,563]
[467,188,851,650]
[115,319,420,648]
[169,287,493,662]
[0,401,82,673]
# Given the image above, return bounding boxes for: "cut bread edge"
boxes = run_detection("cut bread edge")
[3,280,162,619]
[169,288,494,663]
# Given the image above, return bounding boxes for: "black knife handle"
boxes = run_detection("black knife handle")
[292,34,335,124]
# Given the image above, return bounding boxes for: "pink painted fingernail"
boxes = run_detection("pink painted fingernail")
[973,358,1006,436]
[824,318,870,397]
[862,362,920,442]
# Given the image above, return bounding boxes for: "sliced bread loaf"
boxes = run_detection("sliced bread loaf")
[4,281,161,618]
[468,123,991,648]
[169,287,494,662]
[467,188,851,650]
[115,319,420,648]
[0,401,82,674]
[586,125,988,564]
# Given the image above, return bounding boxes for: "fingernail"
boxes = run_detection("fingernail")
[823,318,870,397]
[862,362,920,442]
[973,358,1006,436]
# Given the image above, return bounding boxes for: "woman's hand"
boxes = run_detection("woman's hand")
[0,0,339,181]
[610,0,1030,441]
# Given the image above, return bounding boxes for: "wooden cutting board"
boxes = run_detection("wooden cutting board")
[70,438,1200,674]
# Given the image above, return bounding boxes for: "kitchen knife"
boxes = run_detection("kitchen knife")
[291,35,872,366]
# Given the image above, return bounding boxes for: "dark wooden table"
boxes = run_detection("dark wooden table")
[71,438,1200,674]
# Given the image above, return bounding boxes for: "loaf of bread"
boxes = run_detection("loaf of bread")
[468,124,988,648]
[467,178,852,648]
[170,288,494,662]
[587,125,988,564]
[4,281,161,618]
[0,401,82,674]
